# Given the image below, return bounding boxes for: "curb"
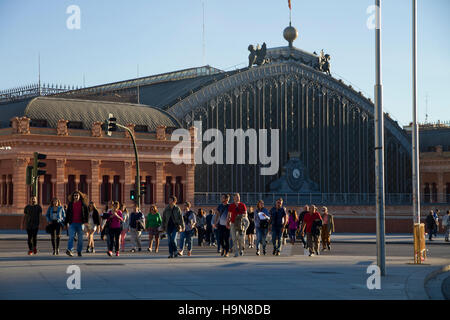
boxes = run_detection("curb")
[423,265,450,300]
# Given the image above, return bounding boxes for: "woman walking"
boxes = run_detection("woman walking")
[105,201,123,257]
[85,201,100,253]
[178,201,196,256]
[196,209,207,247]
[119,205,130,252]
[45,198,65,255]
[246,206,256,248]
[65,191,89,257]
[146,205,162,252]
[288,209,299,245]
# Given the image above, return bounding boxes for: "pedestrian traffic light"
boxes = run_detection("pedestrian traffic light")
[105,113,117,136]
[140,182,146,195]
[130,190,136,200]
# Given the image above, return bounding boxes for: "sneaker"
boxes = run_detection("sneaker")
[178,251,183,256]
[147,247,152,252]
[187,251,192,256]
[309,253,315,257]
[168,255,173,259]
[130,249,136,253]
[327,244,331,250]
[256,250,260,256]
[240,250,244,256]
[33,248,37,255]
[107,251,112,257]
[272,249,276,255]
[224,252,229,257]
[86,248,90,253]
[91,248,95,253]
[116,251,120,257]
[56,249,59,255]
[27,250,33,256]
[66,249,73,257]
[77,252,82,257]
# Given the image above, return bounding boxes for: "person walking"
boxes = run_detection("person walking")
[178,202,196,256]
[297,205,309,248]
[301,205,323,256]
[119,205,130,252]
[246,206,256,249]
[228,193,249,257]
[129,205,145,252]
[161,196,185,258]
[214,194,231,257]
[269,198,287,256]
[21,196,43,255]
[254,200,270,256]
[433,209,440,238]
[45,198,65,255]
[196,209,207,247]
[65,191,89,257]
[287,209,299,245]
[146,205,162,252]
[105,201,123,256]
[85,201,100,253]
[320,206,335,251]
[100,201,113,243]
[426,210,437,241]
[442,210,450,242]
[205,210,215,246]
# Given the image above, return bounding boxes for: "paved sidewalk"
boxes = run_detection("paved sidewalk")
[1,230,449,245]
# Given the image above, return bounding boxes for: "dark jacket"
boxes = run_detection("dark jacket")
[89,208,101,226]
[24,204,42,229]
[161,205,185,231]
[64,201,89,225]
[426,214,437,230]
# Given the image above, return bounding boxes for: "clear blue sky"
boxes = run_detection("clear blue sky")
[0,0,449,126]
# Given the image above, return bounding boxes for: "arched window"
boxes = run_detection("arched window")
[424,183,430,203]
[42,174,53,205]
[78,175,88,195]
[175,176,183,203]
[101,175,111,204]
[112,175,121,203]
[164,176,174,204]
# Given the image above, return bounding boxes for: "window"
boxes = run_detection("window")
[134,125,148,133]
[424,183,430,203]
[432,183,438,203]
[30,119,48,128]
[144,176,154,205]
[101,176,111,204]
[164,176,174,204]
[42,174,53,205]
[67,175,76,200]
[78,175,88,195]
[67,121,83,129]
[8,174,13,205]
[112,175,121,202]
[1,175,6,205]
[175,176,183,203]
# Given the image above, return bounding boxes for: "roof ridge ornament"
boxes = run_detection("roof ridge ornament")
[248,42,270,68]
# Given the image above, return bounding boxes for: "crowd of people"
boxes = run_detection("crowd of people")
[20,190,450,257]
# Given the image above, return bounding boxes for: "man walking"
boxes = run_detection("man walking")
[269,198,287,256]
[65,191,89,257]
[297,205,309,248]
[129,205,145,252]
[320,206,335,251]
[302,205,322,256]
[228,193,249,257]
[214,194,231,257]
[161,196,185,258]
[442,210,450,242]
[21,196,42,255]
[426,210,437,241]
[178,202,196,256]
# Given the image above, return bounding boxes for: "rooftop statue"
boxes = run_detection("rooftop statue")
[248,42,270,68]
[318,49,331,75]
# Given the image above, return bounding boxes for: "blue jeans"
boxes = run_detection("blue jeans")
[272,227,283,252]
[256,228,268,251]
[179,229,195,252]
[68,223,83,253]
[167,228,178,256]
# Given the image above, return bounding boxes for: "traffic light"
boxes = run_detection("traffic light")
[140,182,146,195]
[105,113,117,136]
[26,166,33,185]
[33,152,47,177]
[130,190,136,201]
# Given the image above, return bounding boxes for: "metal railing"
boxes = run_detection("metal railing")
[194,192,450,206]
